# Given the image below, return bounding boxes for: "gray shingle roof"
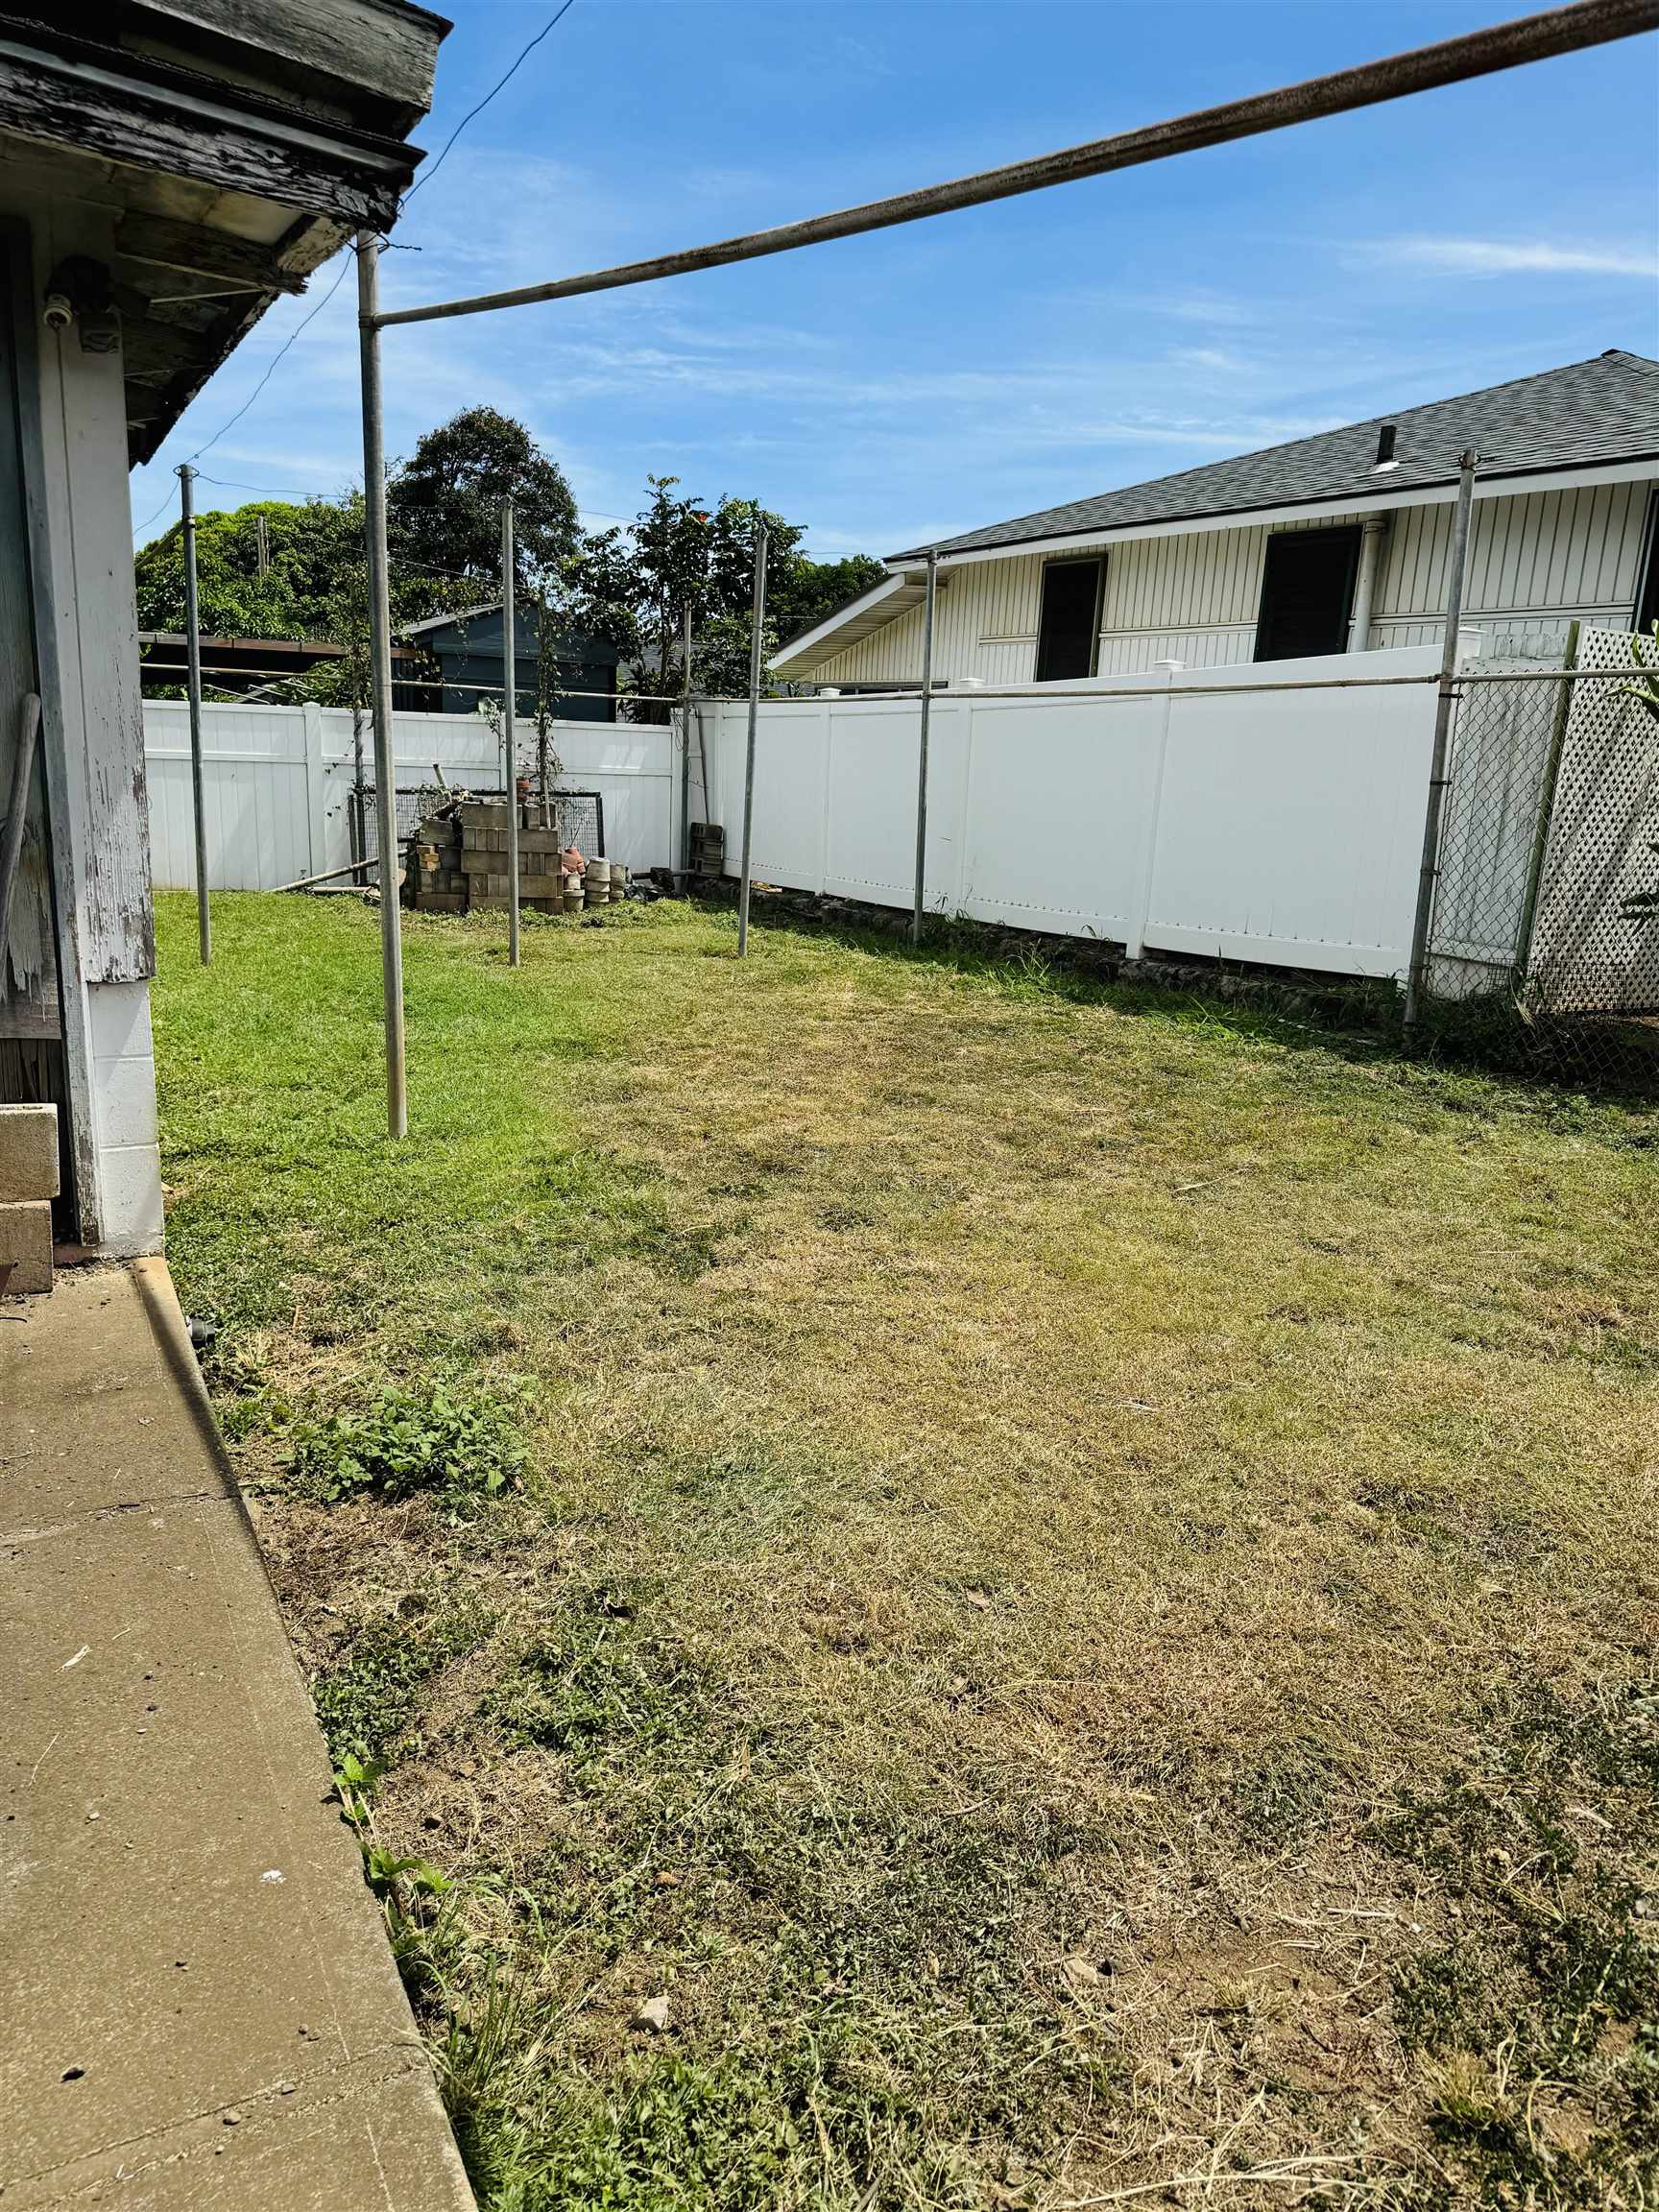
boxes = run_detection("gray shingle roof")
[895,350,1659,560]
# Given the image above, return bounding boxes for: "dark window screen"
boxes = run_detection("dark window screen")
[1035,557,1102,682]
[1254,526,1361,662]
[1636,493,1659,635]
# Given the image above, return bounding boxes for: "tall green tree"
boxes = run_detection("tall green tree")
[133,496,367,642]
[557,480,882,717]
[133,489,472,708]
[388,406,579,589]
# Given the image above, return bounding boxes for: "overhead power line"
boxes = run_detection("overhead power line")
[184,251,354,463]
[401,0,577,208]
[373,0,1658,327]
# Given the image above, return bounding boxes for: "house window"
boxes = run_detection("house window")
[1035,556,1103,682]
[1636,491,1659,635]
[1253,525,1362,662]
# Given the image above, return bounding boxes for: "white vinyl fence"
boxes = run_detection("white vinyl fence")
[145,646,1452,982]
[143,701,676,891]
[691,644,1449,978]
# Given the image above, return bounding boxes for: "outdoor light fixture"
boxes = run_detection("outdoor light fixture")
[42,257,120,352]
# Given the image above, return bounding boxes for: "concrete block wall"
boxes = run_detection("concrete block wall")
[0,1102,59,1294]
[87,981,164,1256]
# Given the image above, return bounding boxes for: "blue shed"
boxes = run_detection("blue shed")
[403,602,619,723]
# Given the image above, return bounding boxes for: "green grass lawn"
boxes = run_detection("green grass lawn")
[153,889,1659,2211]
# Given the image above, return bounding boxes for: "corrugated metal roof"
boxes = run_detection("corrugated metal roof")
[895,350,1659,559]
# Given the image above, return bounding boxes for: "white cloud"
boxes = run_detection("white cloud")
[1168,346,1243,373]
[1379,236,1655,277]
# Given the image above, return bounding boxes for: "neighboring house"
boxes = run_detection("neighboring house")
[137,633,438,707]
[0,1,445,1258]
[403,602,620,723]
[773,351,1659,688]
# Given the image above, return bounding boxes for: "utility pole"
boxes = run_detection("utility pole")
[254,511,269,579]
[177,464,210,965]
[736,522,768,956]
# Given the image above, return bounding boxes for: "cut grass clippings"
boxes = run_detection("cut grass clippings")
[152,890,1659,2209]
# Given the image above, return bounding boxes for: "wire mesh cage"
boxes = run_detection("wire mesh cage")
[1426,626,1659,1087]
[356,785,607,870]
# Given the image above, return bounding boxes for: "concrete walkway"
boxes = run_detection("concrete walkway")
[1,1260,475,2210]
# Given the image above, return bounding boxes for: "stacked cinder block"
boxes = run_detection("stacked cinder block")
[0,1102,58,1296]
[408,812,468,912]
[403,802,627,918]
[460,804,571,914]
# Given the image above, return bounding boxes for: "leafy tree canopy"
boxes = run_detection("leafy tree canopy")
[132,421,883,714]
[134,496,366,642]
[558,478,884,712]
[387,405,579,589]
[132,491,472,707]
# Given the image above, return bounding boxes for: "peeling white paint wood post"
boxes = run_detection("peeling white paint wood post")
[736,521,767,957]
[910,549,939,946]
[501,499,520,967]
[1404,449,1479,1039]
[355,231,407,1139]
[177,464,209,964]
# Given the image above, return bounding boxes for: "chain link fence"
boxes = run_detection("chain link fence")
[1426,625,1659,1087]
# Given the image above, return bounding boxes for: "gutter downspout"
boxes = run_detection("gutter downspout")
[1348,513,1388,652]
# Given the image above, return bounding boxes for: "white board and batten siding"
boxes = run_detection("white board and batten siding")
[808,482,1654,687]
[692,645,1448,980]
[142,703,677,892]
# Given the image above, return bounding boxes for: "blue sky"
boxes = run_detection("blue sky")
[131,0,1659,560]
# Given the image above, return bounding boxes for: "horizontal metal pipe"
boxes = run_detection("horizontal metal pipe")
[274,856,385,894]
[1443,666,1636,684]
[373,0,1655,328]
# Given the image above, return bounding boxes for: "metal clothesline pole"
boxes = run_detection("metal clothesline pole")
[1404,449,1479,1041]
[177,464,210,965]
[367,0,1653,331]
[355,231,407,1140]
[501,499,520,968]
[678,602,694,878]
[736,523,768,958]
[910,550,938,948]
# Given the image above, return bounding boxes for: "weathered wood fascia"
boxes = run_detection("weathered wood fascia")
[126,0,449,134]
[0,33,416,228]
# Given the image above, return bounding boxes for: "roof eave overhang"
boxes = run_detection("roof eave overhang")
[899,454,1659,569]
[770,571,926,676]
[0,31,420,228]
[777,454,1659,676]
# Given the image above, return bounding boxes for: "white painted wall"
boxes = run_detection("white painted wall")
[693,645,1448,979]
[142,706,678,891]
[808,481,1654,687]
